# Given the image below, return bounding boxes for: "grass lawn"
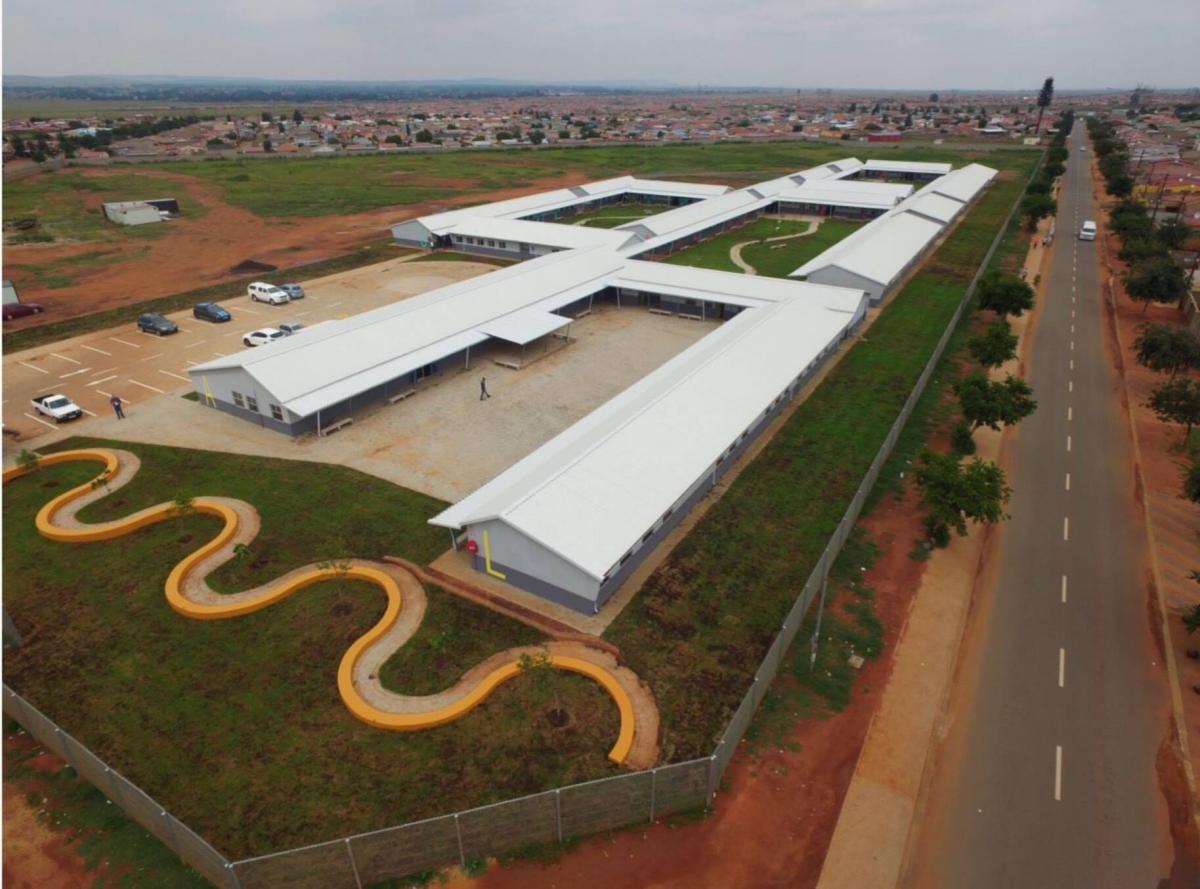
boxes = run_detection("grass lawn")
[604,156,1038,762]
[663,217,814,274]
[740,218,864,278]
[4,439,621,858]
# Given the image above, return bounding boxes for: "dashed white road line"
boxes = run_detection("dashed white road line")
[1059,648,1066,688]
[1055,746,1063,801]
[88,374,119,387]
[108,337,141,349]
[158,369,190,382]
[49,352,81,365]
[1067,435,1072,452]
[22,412,57,430]
[128,379,165,395]
[18,361,49,374]
[1063,517,1070,541]
[1067,406,1073,421]
[1065,473,1071,491]
[1062,574,1067,603]
[81,344,112,357]
[1070,359,1074,371]
[1068,380,1074,393]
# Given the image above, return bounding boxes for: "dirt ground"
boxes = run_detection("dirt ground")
[441,486,929,889]
[1,166,598,324]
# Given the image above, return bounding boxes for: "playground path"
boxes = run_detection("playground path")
[4,448,658,769]
[729,219,819,276]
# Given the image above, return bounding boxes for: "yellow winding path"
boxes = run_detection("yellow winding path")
[3,448,642,765]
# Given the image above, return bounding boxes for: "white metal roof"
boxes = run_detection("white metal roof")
[430,287,865,583]
[928,163,997,203]
[616,189,769,240]
[443,217,636,251]
[479,309,572,345]
[862,159,953,176]
[902,192,966,224]
[793,212,943,285]
[775,180,913,211]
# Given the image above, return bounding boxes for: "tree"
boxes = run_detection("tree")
[1147,378,1200,438]
[11,135,27,157]
[1183,459,1200,503]
[915,451,1012,544]
[978,271,1035,318]
[1133,323,1200,377]
[1105,173,1133,198]
[414,128,434,143]
[956,373,1038,431]
[1022,192,1057,231]
[1035,76,1055,133]
[967,319,1019,368]
[1157,218,1191,250]
[15,449,40,473]
[529,129,545,145]
[262,137,273,152]
[557,128,571,140]
[292,108,303,124]
[929,92,939,103]
[1125,257,1188,312]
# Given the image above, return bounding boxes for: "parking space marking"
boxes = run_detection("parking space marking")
[49,352,82,365]
[81,344,112,357]
[80,407,97,417]
[184,339,210,349]
[88,375,119,387]
[159,370,190,382]
[94,390,131,403]
[59,367,92,379]
[23,412,58,430]
[139,352,165,362]
[128,379,165,395]
[240,305,262,315]
[108,337,141,349]
[18,361,49,375]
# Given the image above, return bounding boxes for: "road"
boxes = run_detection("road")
[0,256,486,443]
[906,124,1173,885]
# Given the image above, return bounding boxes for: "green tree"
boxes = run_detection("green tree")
[262,137,273,152]
[956,373,1038,431]
[1147,378,1200,438]
[1022,192,1057,231]
[1132,323,1200,377]
[978,271,1035,318]
[414,128,434,143]
[967,319,1019,368]
[1035,76,1055,133]
[1183,602,1200,635]
[11,135,27,157]
[1125,257,1189,312]
[292,108,303,124]
[1157,219,1191,250]
[1183,459,1200,503]
[529,129,545,145]
[915,451,1012,543]
[15,449,40,473]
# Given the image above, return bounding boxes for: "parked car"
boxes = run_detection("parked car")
[193,302,231,323]
[278,321,306,336]
[2,301,45,321]
[243,327,285,347]
[247,282,290,305]
[277,283,305,300]
[137,312,178,335]
[31,393,82,423]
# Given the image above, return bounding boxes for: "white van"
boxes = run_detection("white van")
[247,282,290,305]
[1079,221,1096,241]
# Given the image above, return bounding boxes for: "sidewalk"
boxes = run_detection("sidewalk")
[814,216,1050,889]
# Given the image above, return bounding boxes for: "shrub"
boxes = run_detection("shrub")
[951,421,977,455]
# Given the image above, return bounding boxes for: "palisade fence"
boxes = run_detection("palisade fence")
[2,163,1035,889]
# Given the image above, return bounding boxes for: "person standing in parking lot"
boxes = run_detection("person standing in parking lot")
[110,394,125,419]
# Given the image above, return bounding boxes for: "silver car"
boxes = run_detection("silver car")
[278,283,305,300]
[278,321,306,336]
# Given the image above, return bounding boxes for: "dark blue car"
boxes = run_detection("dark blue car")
[193,302,232,323]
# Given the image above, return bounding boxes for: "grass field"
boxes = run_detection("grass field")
[3,439,622,858]
[664,216,864,279]
[604,155,1038,762]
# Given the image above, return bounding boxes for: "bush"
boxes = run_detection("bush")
[951,421,977,455]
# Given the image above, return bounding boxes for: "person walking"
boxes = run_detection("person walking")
[479,376,490,401]
[110,393,125,419]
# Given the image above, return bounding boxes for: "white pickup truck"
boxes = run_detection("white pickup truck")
[32,393,83,423]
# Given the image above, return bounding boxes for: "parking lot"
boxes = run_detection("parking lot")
[1,256,494,443]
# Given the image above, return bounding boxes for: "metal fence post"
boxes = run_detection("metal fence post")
[809,548,832,670]
[159,810,181,854]
[706,750,721,802]
[344,838,363,889]
[56,728,79,771]
[649,768,658,823]
[103,766,125,807]
[555,788,563,843]
[2,609,22,648]
[224,862,242,889]
[453,813,466,869]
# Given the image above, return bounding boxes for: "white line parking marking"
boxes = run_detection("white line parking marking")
[18,361,49,374]
[140,352,165,362]
[59,367,92,379]
[80,407,97,417]
[1059,648,1065,688]
[176,327,193,334]
[240,305,261,315]
[158,369,190,382]
[108,337,141,349]
[294,311,312,317]
[81,344,112,357]
[327,301,344,308]
[184,339,209,349]
[88,375,119,387]
[49,352,81,365]
[1055,746,1063,801]
[128,379,165,394]
[1063,517,1069,541]
[23,412,58,429]
[94,390,130,402]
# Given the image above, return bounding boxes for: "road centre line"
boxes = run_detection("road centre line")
[80,344,112,357]
[23,412,57,430]
[158,369,190,382]
[1062,575,1068,603]
[128,379,165,395]
[1065,472,1071,491]
[1063,517,1069,541]
[1067,435,1072,452]
[108,337,141,348]
[1068,406,1072,421]
[1059,648,1065,687]
[18,361,49,375]
[1069,380,1074,392]
[1070,359,1074,370]
[88,375,119,386]
[49,352,81,365]
[1055,746,1063,801]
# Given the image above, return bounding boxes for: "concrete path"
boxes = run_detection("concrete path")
[728,220,818,275]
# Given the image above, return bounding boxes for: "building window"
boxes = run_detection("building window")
[232,392,244,408]
[270,404,283,421]
[245,395,259,413]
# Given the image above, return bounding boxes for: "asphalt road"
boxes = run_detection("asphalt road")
[907,124,1172,886]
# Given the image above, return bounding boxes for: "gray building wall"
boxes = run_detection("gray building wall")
[804,266,886,305]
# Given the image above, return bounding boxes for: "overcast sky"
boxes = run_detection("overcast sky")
[4,0,1198,89]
